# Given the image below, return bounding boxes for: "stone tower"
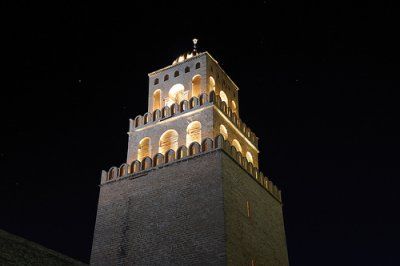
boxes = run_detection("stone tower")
[90,42,289,265]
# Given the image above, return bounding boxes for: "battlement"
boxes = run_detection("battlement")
[101,135,281,203]
[130,91,259,148]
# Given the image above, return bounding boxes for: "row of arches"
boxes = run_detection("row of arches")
[152,75,237,114]
[134,91,258,146]
[137,122,253,164]
[106,135,276,200]
[138,121,202,161]
[153,62,201,85]
[153,75,205,111]
[220,124,253,164]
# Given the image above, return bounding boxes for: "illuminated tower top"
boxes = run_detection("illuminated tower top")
[92,40,288,266]
[147,45,240,116]
[123,41,261,170]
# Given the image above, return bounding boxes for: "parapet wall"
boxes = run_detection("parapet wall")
[130,91,259,148]
[102,134,281,203]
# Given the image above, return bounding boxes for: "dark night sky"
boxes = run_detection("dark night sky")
[1,1,399,265]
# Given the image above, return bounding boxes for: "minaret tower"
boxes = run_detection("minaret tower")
[90,41,289,266]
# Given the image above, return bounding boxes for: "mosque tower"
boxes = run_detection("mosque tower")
[90,40,289,265]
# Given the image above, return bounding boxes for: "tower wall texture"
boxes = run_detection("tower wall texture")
[91,150,288,265]
[221,153,289,265]
[91,151,227,265]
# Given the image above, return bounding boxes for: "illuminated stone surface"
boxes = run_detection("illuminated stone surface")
[91,49,289,265]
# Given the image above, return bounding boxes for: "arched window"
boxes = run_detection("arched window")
[138,137,151,161]
[196,62,201,69]
[219,91,228,104]
[191,75,201,98]
[174,71,179,77]
[154,78,159,85]
[231,100,237,114]
[186,121,202,147]
[246,152,254,164]
[185,66,190,73]
[220,125,228,140]
[159,130,179,154]
[153,90,161,111]
[232,139,242,154]
[164,74,169,81]
[208,76,216,93]
[168,84,185,106]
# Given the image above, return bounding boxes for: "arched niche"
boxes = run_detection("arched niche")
[153,90,161,111]
[219,90,228,105]
[192,75,201,98]
[220,124,228,140]
[186,121,202,147]
[168,84,185,106]
[208,76,216,93]
[232,139,242,155]
[246,151,254,164]
[138,137,151,161]
[159,129,179,154]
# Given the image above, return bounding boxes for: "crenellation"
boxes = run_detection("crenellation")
[91,47,288,265]
[103,135,281,202]
[129,92,258,149]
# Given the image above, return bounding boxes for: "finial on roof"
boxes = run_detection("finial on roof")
[193,38,198,53]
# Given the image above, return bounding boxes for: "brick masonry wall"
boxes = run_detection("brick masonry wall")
[91,151,227,265]
[221,153,289,266]
[91,150,288,265]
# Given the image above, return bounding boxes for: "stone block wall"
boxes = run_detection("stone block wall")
[222,153,289,266]
[91,150,288,265]
[91,151,227,265]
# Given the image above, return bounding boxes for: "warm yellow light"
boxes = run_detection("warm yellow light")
[138,137,151,161]
[186,121,202,147]
[191,75,201,98]
[231,100,237,113]
[214,106,259,153]
[159,129,179,154]
[220,124,228,140]
[232,139,242,154]
[168,84,185,106]
[153,90,161,111]
[246,151,253,164]
[208,76,216,93]
[219,90,228,104]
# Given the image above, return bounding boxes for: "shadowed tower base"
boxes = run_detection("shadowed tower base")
[90,150,288,265]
